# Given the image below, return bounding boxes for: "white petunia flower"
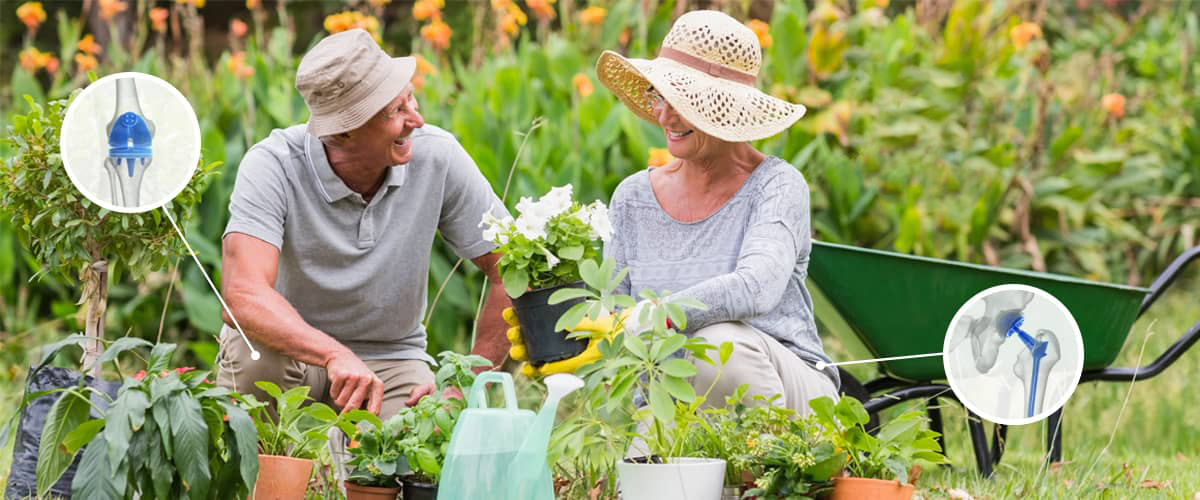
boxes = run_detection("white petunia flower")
[587,202,613,242]
[516,196,537,216]
[545,251,560,269]
[540,185,574,217]
[515,214,548,240]
[479,212,513,244]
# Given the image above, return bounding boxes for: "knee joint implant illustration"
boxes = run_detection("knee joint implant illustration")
[104,78,154,207]
[958,291,1062,418]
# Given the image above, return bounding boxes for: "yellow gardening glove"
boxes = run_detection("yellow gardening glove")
[505,307,626,377]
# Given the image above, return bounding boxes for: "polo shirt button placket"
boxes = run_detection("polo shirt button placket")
[358,204,375,249]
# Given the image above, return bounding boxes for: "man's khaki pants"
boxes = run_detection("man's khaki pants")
[214,327,434,420]
[691,322,839,416]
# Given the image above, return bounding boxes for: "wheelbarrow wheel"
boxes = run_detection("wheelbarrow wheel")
[836,368,881,433]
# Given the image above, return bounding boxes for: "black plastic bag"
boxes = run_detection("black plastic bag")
[4,366,120,500]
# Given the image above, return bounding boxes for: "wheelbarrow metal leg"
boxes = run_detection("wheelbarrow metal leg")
[991,424,1007,466]
[966,410,994,478]
[927,402,946,457]
[1046,408,1063,463]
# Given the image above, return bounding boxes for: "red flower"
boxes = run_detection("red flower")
[133,370,147,381]
[176,366,196,375]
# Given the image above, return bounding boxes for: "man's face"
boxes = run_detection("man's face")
[351,84,425,166]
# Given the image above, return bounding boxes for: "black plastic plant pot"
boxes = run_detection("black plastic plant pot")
[510,281,589,365]
[400,476,437,500]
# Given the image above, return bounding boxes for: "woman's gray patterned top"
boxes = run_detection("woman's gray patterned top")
[604,156,839,386]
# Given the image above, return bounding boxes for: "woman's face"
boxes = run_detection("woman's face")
[646,86,731,161]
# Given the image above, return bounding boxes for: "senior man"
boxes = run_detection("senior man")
[215,29,511,418]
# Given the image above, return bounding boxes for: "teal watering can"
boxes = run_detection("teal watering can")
[438,372,583,500]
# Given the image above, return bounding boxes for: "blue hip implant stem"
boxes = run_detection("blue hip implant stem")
[104,78,154,207]
[1005,315,1050,418]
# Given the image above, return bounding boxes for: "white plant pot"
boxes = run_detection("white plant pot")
[616,457,726,500]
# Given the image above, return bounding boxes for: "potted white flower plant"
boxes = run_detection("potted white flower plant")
[480,184,612,365]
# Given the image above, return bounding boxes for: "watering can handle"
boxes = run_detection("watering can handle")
[466,371,519,410]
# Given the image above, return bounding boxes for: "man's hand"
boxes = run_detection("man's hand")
[324,350,384,415]
[506,307,625,377]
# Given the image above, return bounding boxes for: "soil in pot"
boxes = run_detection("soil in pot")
[400,476,437,500]
[252,454,313,500]
[830,477,914,500]
[343,481,400,500]
[510,281,588,365]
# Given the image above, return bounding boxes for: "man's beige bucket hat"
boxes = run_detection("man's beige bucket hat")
[597,10,805,142]
[296,28,415,137]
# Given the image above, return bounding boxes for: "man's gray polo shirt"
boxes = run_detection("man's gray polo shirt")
[223,124,506,363]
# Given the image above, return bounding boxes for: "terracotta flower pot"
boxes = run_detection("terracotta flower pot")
[251,454,313,500]
[829,477,914,500]
[343,481,400,500]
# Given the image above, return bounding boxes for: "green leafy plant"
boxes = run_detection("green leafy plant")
[482,184,611,298]
[546,258,721,499]
[34,338,259,500]
[810,395,947,484]
[364,351,490,485]
[245,381,354,460]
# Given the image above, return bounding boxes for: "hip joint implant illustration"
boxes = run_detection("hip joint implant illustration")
[104,78,154,207]
[957,291,1062,418]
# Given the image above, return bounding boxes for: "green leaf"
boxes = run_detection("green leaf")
[647,381,674,424]
[835,396,871,427]
[651,334,687,361]
[149,343,177,373]
[502,266,530,298]
[104,388,149,467]
[169,393,212,499]
[62,419,104,455]
[719,342,734,365]
[97,337,153,366]
[558,245,584,260]
[548,287,593,304]
[70,435,119,500]
[660,375,696,403]
[218,401,260,492]
[37,390,92,497]
[622,331,649,359]
[659,358,696,378]
[34,333,90,375]
[577,259,601,288]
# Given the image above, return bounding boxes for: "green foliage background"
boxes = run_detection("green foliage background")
[1,0,1197,372]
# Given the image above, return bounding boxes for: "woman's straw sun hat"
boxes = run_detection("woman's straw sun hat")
[596,10,805,142]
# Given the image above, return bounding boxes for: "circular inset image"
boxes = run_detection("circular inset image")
[943,284,1083,425]
[60,72,200,213]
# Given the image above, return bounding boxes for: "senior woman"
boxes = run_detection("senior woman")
[595,10,839,414]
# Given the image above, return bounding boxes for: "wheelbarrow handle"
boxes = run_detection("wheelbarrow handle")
[1138,245,1200,317]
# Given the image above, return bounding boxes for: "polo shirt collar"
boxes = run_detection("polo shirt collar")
[305,132,408,204]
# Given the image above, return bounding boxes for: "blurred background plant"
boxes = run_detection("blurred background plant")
[1,0,1198,494]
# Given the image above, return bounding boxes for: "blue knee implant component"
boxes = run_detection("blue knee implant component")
[103,78,154,207]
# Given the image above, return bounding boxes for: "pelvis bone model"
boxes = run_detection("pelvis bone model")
[953,291,1062,418]
[104,78,154,207]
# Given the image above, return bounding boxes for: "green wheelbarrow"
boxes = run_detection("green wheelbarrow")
[809,241,1200,477]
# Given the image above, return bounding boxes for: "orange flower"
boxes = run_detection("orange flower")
[246,0,260,8]
[579,6,606,26]
[230,18,248,38]
[491,0,510,9]
[175,0,206,7]
[619,29,630,46]
[228,51,256,79]
[746,19,772,50]
[19,47,49,72]
[77,34,103,55]
[1101,93,1125,118]
[16,2,46,31]
[415,54,437,75]
[648,148,674,167]
[572,73,593,97]
[1010,21,1042,50]
[75,53,99,72]
[420,19,452,50]
[526,0,556,22]
[324,12,381,41]
[149,7,168,32]
[98,0,127,20]
[412,0,438,21]
[45,55,59,73]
